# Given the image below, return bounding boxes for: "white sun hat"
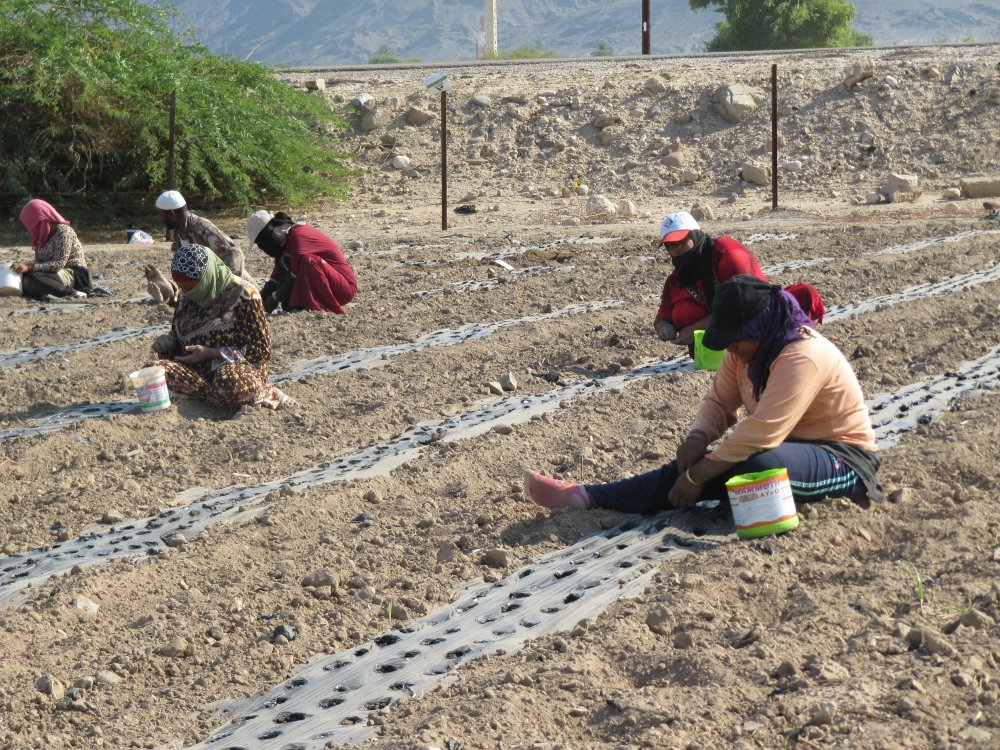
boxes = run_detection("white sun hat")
[155,190,186,210]
[658,211,700,244]
[246,209,275,251]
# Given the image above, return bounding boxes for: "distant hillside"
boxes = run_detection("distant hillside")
[148,0,1000,66]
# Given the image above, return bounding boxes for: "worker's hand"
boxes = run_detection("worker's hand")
[175,345,216,364]
[676,436,708,473]
[263,294,279,314]
[151,334,176,356]
[654,318,677,342]
[11,261,30,274]
[667,471,702,509]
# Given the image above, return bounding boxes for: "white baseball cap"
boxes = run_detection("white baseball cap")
[658,211,700,244]
[246,209,274,251]
[155,190,186,210]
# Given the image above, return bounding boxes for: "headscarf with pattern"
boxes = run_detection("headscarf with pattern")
[171,244,233,308]
[20,199,70,250]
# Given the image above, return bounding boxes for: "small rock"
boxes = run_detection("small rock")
[155,637,191,658]
[94,670,122,687]
[72,595,100,615]
[301,569,337,588]
[887,487,912,503]
[500,372,518,391]
[36,675,65,700]
[673,631,694,649]
[480,549,508,568]
[486,381,504,395]
[100,510,125,525]
[163,533,187,548]
[811,701,837,725]
[272,624,297,642]
[436,541,457,563]
[959,609,995,629]
[304,78,326,91]
[391,155,411,170]
[645,605,672,636]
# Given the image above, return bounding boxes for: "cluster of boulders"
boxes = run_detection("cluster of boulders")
[286,48,1000,218]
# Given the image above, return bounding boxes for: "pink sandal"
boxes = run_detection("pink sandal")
[523,470,591,510]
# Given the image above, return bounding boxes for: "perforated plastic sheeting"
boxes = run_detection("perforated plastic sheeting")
[868,344,1000,447]
[5,296,149,318]
[0,253,996,447]
[822,261,1000,323]
[1,300,623,443]
[187,508,733,750]
[274,299,624,383]
[865,229,1000,257]
[0,401,138,443]
[4,341,999,614]
[0,325,165,369]
[0,355,692,610]
[408,265,575,299]
[393,236,622,267]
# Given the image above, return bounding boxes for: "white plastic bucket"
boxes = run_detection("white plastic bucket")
[129,365,170,412]
[0,264,22,297]
[725,467,799,539]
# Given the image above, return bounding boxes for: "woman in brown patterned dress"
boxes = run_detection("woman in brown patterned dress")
[151,244,285,408]
[13,199,92,300]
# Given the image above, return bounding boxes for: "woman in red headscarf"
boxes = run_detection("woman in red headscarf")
[13,199,92,300]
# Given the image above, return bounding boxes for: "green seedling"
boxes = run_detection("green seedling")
[386,601,393,621]
[903,560,925,611]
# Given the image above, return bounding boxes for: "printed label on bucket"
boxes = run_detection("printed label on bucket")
[129,366,171,412]
[725,468,799,537]
[139,380,170,410]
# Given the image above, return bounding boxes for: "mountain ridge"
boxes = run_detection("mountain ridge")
[148,0,1000,66]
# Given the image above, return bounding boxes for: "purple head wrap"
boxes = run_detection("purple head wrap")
[740,288,814,400]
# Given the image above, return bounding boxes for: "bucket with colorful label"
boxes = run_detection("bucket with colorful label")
[128,365,171,412]
[725,467,799,539]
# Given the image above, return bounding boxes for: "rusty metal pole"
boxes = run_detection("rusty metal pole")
[771,64,778,210]
[642,0,651,55]
[166,90,176,188]
[441,90,448,230]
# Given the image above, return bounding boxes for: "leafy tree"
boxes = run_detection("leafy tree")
[367,44,419,64]
[592,40,614,57]
[0,0,349,220]
[487,45,558,60]
[689,0,873,51]
[368,44,402,64]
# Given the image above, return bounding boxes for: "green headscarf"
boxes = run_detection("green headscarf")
[171,244,234,307]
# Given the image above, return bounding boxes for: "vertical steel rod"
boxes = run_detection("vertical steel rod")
[166,90,176,189]
[642,0,651,55]
[771,64,778,211]
[441,90,448,230]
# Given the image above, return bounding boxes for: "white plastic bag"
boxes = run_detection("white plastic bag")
[0,263,22,297]
[128,230,155,245]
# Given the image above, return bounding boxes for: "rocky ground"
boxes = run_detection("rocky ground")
[0,46,998,750]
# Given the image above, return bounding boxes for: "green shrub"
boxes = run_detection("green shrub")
[0,0,350,220]
[690,0,874,51]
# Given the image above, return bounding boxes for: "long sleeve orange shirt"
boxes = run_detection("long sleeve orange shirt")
[690,330,877,464]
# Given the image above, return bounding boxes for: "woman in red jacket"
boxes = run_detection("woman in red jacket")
[246,210,357,314]
[653,211,767,352]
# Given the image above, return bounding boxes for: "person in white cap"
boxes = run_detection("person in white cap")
[652,211,766,352]
[146,190,247,305]
[246,209,357,314]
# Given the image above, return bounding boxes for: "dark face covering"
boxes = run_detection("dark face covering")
[672,230,714,292]
[256,228,285,258]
